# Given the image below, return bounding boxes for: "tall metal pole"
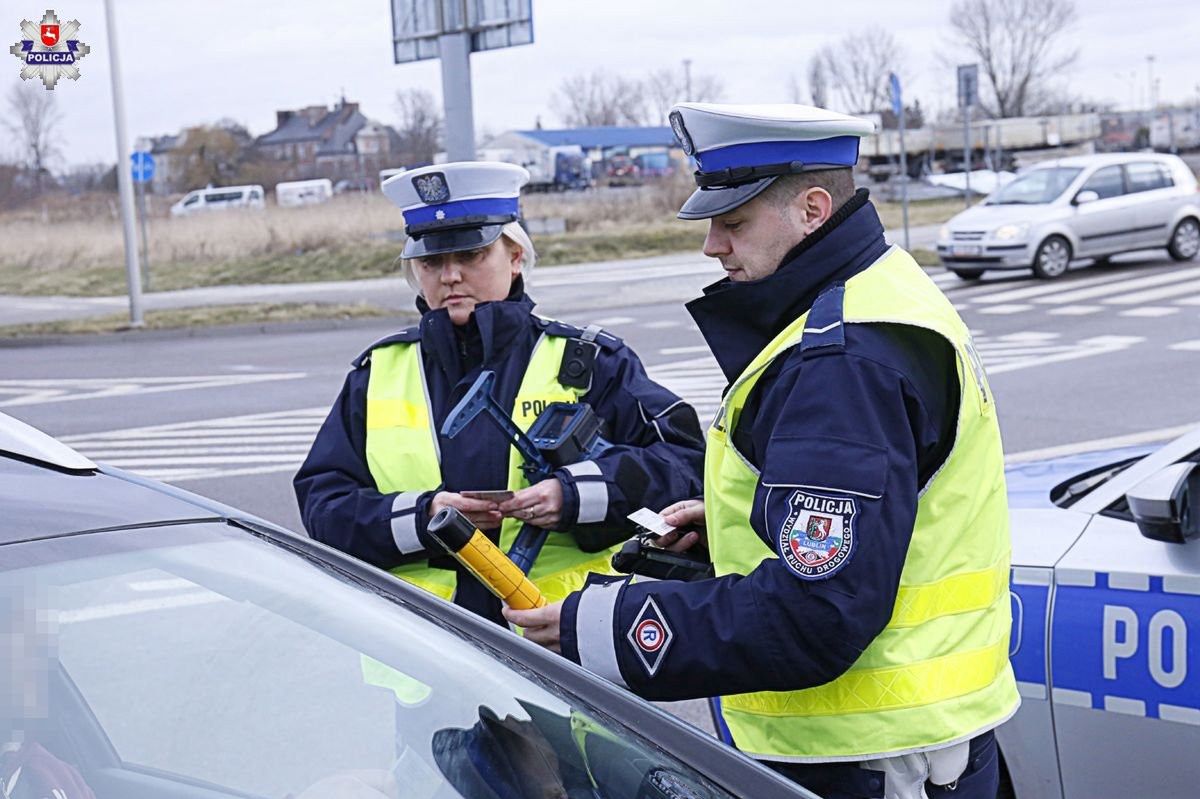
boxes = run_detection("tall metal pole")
[103,0,143,326]
[136,179,150,291]
[439,31,476,161]
[963,104,972,208]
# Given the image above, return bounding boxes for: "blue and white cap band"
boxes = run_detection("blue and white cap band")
[670,102,875,187]
[382,161,529,233]
[668,102,875,219]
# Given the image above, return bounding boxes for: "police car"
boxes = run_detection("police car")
[1000,426,1200,798]
[0,412,805,799]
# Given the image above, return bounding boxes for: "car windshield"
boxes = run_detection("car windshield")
[1,523,749,799]
[986,167,1082,205]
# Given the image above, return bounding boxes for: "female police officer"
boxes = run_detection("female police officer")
[294,161,704,625]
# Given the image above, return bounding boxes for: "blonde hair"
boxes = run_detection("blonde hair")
[400,221,537,294]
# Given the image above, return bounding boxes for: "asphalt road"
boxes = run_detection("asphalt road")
[4,246,1199,736]
[4,248,1198,535]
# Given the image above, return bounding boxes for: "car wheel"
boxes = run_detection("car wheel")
[1032,235,1071,280]
[950,268,984,280]
[1167,218,1200,261]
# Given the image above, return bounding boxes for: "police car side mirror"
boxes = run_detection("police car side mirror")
[1126,462,1200,544]
[1073,190,1100,206]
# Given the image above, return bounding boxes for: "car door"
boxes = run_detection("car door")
[1047,471,1200,799]
[1069,165,1133,258]
[1125,161,1179,248]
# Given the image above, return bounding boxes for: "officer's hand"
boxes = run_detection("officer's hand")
[498,479,563,529]
[503,601,563,653]
[430,492,502,529]
[658,499,707,553]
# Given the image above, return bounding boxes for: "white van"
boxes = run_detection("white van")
[275,178,333,208]
[170,185,266,217]
[378,167,406,185]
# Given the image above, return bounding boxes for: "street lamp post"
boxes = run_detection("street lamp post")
[103,0,143,327]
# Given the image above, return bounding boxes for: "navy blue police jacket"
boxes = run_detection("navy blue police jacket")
[294,279,705,622]
[560,190,961,699]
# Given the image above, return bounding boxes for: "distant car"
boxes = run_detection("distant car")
[0,412,808,799]
[606,154,641,187]
[275,178,333,207]
[999,426,1200,798]
[170,184,265,217]
[378,166,407,185]
[937,153,1200,279]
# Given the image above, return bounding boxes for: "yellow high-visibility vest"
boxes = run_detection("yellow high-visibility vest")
[705,246,1019,761]
[365,330,620,604]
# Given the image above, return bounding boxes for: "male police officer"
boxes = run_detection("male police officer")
[507,104,1019,799]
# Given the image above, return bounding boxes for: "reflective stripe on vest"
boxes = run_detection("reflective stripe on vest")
[705,246,1019,762]
[365,330,621,604]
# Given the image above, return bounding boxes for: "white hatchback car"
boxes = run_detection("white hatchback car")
[937,153,1200,280]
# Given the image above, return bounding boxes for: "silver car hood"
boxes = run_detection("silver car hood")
[948,203,1052,229]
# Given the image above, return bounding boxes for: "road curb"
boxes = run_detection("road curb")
[0,312,418,349]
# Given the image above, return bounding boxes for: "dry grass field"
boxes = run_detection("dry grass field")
[0,178,958,296]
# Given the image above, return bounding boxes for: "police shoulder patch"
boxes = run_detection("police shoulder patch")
[626,596,673,676]
[778,489,857,580]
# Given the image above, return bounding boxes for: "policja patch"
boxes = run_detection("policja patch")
[626,596,673,676]
[778,489,857,579]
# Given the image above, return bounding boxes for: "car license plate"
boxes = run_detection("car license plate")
[952,245,982,258]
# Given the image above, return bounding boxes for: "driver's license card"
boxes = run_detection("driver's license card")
[627,507,676,538]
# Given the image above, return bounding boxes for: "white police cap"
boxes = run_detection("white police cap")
[382,161,530,258]
[668,103,876,220]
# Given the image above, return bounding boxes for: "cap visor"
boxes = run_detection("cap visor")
[402,224,505,259]
[677,176,778,220]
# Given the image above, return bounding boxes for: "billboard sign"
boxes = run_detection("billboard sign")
[391,0,533,64]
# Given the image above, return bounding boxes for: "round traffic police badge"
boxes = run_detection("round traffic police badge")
[778,489,857,580]
[635,619,666,653]
[669,111,695,156]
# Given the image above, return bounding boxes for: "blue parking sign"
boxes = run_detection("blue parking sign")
[889,73,902,117]
[130,151,155,183]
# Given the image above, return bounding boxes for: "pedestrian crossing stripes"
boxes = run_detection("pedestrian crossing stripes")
[0,373,306,408]
[60,407,328,483]
[647,355,725,423]
[52,330,1151,484]
[930,262,1200,316]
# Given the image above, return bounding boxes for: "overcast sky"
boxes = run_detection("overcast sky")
[8,0,1199,167]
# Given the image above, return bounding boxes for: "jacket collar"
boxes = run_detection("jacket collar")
[417,277,536,383]
[685,189,888,383]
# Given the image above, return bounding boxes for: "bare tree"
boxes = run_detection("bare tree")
[394,88,442,165]
[806,56,829,107]
[948,0,1078,118]
[552,70,649,127]
[816,27,905,114]
[174,125,245,188]
[4,81,62,191]
[645,66,724,124]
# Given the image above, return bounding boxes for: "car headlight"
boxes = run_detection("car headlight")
[993,223,1030,241]
[939,224,950,241]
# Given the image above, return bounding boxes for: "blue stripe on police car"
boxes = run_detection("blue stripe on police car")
[1051,571,1198,722]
